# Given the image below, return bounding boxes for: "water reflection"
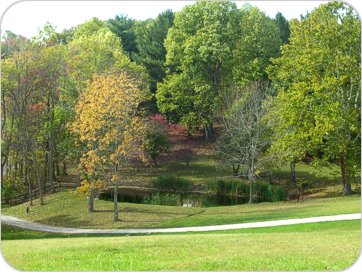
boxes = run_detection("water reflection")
[98,187,249,207]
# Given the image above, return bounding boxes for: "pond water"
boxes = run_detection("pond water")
[98,187,249,207]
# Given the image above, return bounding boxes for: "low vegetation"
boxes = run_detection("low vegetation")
[2,192,360,229]
[2,220,360,271]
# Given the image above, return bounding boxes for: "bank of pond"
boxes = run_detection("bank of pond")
[99,177,289,207]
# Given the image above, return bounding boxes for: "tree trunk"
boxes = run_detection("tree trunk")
[113,182,119,222]
[88,189,95,212]
[248,165,254,204]
[24,145,32,206]
[268,171,273,184]
[204,123,213,142]
[290,160,296,186]
[32,148,44,205]
[48,141,55,193]
[47,92,57,192]
[248,175,254,204]
[1,158,6,181]
[63,161,67,176]
[76,174,81,187]
[56,160,60,176]
[341,157,353,195]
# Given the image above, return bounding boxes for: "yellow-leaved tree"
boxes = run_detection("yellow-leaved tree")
[70,72,150,222]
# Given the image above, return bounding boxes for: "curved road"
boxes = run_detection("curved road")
[1,213,360,235]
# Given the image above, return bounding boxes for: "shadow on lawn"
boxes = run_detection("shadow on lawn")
[35,215,91,228]
[121,207,205,216]
[1,224,147,240]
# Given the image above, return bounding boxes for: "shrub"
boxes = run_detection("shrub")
[143,121,170,166]
[143,193,181,206]
[216,179,249,195]
[153,175,192,193]
[269,185,287,202]
[254,181,286,202]
[215,179,286,203]
[1,175,26,199]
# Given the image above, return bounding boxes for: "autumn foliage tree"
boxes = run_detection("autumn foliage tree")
[70,72,150,221]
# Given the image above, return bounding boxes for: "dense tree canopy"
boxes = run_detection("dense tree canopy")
[1,0,360,214]
[233,5,281,84]
[158,1,240,139]
[133,10,174,92]
[107,14,138,59]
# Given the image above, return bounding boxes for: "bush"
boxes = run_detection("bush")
[216,179,249,195]
[143,123,170,166]
[215,179,286,202]
[153,175,192,193]
[254,181,286,202]
[1,175,26,199]
[143,193,181,206]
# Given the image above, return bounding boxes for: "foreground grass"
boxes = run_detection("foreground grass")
[2,191,360,229]
[2,220,360,271]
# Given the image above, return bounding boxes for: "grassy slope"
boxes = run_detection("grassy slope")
[2,220,360,271]
[119,152,344,187]
[2,191,360,229]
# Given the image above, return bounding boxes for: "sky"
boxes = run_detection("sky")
[0,0,353,39]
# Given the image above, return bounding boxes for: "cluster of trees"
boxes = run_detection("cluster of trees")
[1,1,360,214]
[1,17,166,218]
[216,2,360,201]
[156,2,284,139]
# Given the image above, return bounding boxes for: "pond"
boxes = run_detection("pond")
[98,187,249,207]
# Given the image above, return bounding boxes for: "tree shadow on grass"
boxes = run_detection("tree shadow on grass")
[34,215,91,228]
[1,224,149,240]
[121,206,204,216]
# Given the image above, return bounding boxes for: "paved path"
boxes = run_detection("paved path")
[1,213,360,235]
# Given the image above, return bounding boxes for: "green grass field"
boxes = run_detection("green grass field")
[2,220,360,271]
[2,191,360,229]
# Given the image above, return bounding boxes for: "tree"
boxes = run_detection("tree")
[133,10,174,93]
[217,81,272,203]
[1,25,76,204]
[267,2,360,195]
[107,14,138,59]
[159,0,240,141]
[274,12,290,44]
[156,73,199,134]
[233,5,282,84]
[66,17,148,98]
[70,72,150,221]
[143,119,170,166]
[1,46,48,205]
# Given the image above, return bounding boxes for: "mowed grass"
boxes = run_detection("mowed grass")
[2,191,360,229]
[1,220,360,271]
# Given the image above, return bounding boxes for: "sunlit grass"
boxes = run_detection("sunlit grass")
[2,191,360,229]
[2,220,360,271]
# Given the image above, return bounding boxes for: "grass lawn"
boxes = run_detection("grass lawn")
[118,152,345,187]
[1,220,360,271]
[2,191,360,229]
